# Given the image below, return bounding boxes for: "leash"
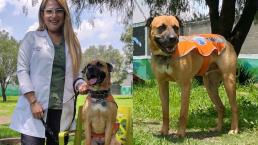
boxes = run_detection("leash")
[40,117,59,144]
[40,78,84,144]
[68,77,84,130]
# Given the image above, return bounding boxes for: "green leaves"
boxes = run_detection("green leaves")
[0,30,19,101]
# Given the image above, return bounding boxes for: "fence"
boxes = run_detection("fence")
[0,84,19,96]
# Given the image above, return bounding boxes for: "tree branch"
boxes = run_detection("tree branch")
[205,0,220,33]
[220,0,236,38]
[229,0,257,55]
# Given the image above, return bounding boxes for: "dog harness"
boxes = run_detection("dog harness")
[91,122,120,143]
[172,34,226,76]
[87,92,119,142]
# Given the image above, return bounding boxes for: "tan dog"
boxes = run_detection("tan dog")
[82,60,120,145]
[146,15,238,137]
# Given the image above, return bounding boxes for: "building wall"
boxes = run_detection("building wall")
[183,20,258,54]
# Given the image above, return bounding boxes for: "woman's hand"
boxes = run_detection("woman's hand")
[78,82,89,94]
[30,101,44,119]
[25,91,44,119]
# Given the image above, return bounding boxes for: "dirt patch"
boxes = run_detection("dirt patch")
[0,138,20,145]
[0,116,11,125]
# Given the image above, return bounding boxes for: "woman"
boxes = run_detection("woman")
[10,0,86,144]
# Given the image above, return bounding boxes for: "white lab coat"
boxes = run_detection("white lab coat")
[10,30,79,138]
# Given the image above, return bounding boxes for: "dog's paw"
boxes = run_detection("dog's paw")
[209,126,222,132]
[159,130,169,135]
[175,130,186,138]
[159,127,169,135]
[228,129,239,134]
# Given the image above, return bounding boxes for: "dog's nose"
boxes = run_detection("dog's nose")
[168,36,178,43]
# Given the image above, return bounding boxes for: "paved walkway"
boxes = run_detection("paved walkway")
[0,116,11,125]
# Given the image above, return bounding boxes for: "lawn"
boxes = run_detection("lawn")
[0,96,20,138]
[0,96,18,117]
[133,80,258,145]
[0,95,132,140]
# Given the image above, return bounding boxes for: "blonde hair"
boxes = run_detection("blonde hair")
[38,0,82,78]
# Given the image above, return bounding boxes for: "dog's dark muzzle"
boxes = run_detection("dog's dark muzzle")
[85,66,106,85]
[154,35,178,54]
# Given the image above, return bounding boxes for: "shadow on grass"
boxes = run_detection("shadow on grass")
[137,95,258,143]
[135,119,224,143]
[153,130,223,143]
[0,100,18,103]
[187,96,258,131]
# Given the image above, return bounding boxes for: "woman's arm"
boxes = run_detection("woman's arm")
[17,32,44,119]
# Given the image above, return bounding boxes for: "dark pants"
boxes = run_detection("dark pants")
[21,109,68,145]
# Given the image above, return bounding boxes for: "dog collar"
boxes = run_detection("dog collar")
[87,93,118,108]
[88,89,111,99]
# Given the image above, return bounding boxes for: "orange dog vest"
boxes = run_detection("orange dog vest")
[172,34,226,76]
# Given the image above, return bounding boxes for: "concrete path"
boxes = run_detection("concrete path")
[0,116,11,125]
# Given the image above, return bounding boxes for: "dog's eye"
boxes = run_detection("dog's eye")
[173,25,179,32]
[157,24,167,33]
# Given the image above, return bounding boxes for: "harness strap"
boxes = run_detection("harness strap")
[197,56,210,76]
[91,122,120,139]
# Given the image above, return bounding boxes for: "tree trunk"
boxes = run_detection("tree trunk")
[1,83,7,102]
[229,0,257,55]
[219,0,236,39]
[205,0,220,34]
[207,0,257,56]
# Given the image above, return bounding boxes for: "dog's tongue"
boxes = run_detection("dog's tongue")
[166,48,173,53]
[89,78,97,85]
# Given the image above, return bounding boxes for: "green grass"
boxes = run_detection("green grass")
[133,80,258,145]
[0,96,20,139]
[0,95,132,141]
[0,96,18,116]
[0,124,20,139]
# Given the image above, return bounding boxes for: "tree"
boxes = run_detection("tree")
[71,0,133,26]
[26,0,133,26]
[0,30,19,102]
[120,24,133,69]
[82,45,126,83]
[205,0,257,55]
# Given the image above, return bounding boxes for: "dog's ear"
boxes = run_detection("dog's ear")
[106,63,113,72]
[146,17,154,27]
[175,16,183,28]
[81,65,87,74]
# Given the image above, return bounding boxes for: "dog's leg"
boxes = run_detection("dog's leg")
[203,72,225,131]
[177,80,191,137]
[222,72,239,134]
[84,119,92,145]
[104,120,113,145]
[158,81,170,135]
[216,42,238,134]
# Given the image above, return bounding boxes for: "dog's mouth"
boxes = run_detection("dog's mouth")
[154,36,178,54]
[86,69,106,86]
[88,77,98,85]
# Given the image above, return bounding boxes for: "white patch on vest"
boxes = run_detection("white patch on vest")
[158,64,173,74]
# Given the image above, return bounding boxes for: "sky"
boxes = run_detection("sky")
[133,0,209,23]
[0,0,125,52]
